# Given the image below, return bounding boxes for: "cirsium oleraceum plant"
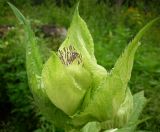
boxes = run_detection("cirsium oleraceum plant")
[9,3,159,132]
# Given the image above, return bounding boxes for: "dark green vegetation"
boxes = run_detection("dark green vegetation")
[0,0,160,131]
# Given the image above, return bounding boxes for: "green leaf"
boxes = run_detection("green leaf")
[36,94,71,128]
[80,122,101,132]
[56,6,108,123]
[42,52,91,115]
[109,17,160,106]
[116,91,147,132]
[9,3,71,128]
[59,5,107,81]
[114,88,133,128]
[8,2,26,25]
[102,92,147,132]
[8,2,43,88]
[128,92,147,128]
[60,5,96,62]
[73,17,159,127]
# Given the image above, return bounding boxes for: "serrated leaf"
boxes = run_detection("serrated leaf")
[73,17,159,127]
[109,17,160,106]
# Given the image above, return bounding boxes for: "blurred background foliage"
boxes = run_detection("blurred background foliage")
[0,0,160,131]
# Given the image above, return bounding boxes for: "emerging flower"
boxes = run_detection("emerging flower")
[9,2,159,132]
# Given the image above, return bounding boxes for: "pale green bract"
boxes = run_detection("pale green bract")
[9,2,159,132]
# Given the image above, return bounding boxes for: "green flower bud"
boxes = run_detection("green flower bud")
[9,2,159,131]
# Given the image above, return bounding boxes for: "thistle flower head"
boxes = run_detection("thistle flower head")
[9,2,160,131]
